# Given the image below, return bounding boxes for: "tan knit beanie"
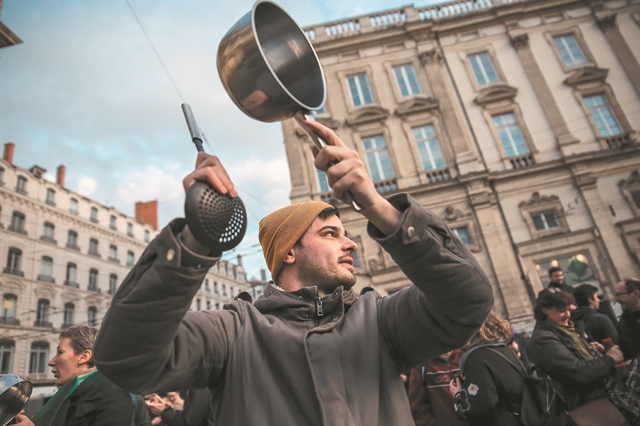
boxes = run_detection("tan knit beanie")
[259,201,333,281]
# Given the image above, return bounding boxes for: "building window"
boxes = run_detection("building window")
[63,303,74,328]
[45,188,56,206]
[9,211,26,234]
[16,176,27,195]
[468,52,499,86]
[536,253,596,288]
[492,113,529,157]
[310,105,326,116]
[38,256,54,282]
[127,222,133,237]
[452,226,471,245]
[88,268,98,292]
[584,94,622,137]
[35,299,50,327]
[110,215,117,230]
[67,230,79,250]
[393,64,421,97]
[362,136,395,182]
[65,263,78,287]
[89,238,99,256]
[90,207,98,223]
[109,274,118,294]
[0,340,14,374]
[412,125,446,171]
[316,169,330,193]
[0,167,4,185]
[206,300,211,310]
[553,34,587,68]
[29,342,49,374]
[144,230,150,243]
[531,211,561,231]
[87,307,98,326]
[109,245,118,262]
[2,294,17,321]
[205,279,210,292]
[222,284,227,297]
[214,282,219,294]
[5,248,22,276]
[126,251,135,267]
[215,303,220,310]
[69,198,78,215]
[196,298,201,311]
[347,73,374,107]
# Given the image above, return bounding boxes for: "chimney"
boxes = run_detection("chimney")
[135,200,158,229]
[56,165,66,187]
[260,269,267,283]
[236,254,243,268]
[3,143,14,163]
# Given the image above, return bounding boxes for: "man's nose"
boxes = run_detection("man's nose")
[344,237,358,252]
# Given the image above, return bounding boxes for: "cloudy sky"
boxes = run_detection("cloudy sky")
[1,0,441,280]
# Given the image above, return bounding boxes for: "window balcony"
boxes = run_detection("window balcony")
[37,274,56,284]
[108,257,120,264]
[3,267,24,277]
[64,280,79,288]
[602,133,633,149]
[373,178,398,194]
[90,217,98,223]
[0,317,20,326]
[40,236,57,245]
[16,188,27,195]
[33,320,53,328]
[45,200,56,207]
[424,168,451,184]
[88,286,101,293]
[7,225,27,236]
[66,243,80,251]
[508,153,536,169]
[88,251,101,258]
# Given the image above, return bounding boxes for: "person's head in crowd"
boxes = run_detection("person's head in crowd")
[259,201,358,296]
[615,278,640,313]
[573,283,600,309]
[470,311,512,344]
[548,267,564,285]
[534,288,575,326]
[49,325,98,385]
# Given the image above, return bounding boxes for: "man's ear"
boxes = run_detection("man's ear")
[282,249,296,265]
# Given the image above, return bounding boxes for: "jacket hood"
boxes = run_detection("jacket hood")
[571,306,595,322]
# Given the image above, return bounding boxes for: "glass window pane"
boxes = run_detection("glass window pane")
[316,170,330,192]
[394,67,409,97]
[453,227,471,245]
[348,76,361,107]
[358,74,373,105]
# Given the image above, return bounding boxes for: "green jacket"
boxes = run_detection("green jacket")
[95,193,493,426]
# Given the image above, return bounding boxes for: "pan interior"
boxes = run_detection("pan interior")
[254,2,325,110]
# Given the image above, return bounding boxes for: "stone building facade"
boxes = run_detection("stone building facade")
[0,143,250,384]
[282,0,640,329]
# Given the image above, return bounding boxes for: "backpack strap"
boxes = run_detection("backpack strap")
[485,348,529,378]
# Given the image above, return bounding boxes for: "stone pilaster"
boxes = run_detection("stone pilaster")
[595,13,640,96]
[509,32,580,149]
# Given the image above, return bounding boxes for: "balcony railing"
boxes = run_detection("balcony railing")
[508,153,536,169]
[66,243,80,251]
[3,267,24,277]
[37,275,55,284]
[88,251,101,258]
[0,317,20,326]
[108,257,120,264]
[64,280,79,288]
[603,133,633,149]
[45,199,56,207]
[424,168,451,184]
[374,178,398,194]
[33,320,53,328]
[7,225,27,236]
[40,235,57,245]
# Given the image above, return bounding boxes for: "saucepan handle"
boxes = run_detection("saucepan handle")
[293,112,362,212]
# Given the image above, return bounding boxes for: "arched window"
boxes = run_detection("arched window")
[38,256,54,282]
[65,263,77,287]
[46,188,56,206]
[29,342,49,374]
[1,294,17,320]
[42,222,55,243]
[109,274,118,295]
[35,299,50,327]
[5,247,22,276]
[9,211,26,234]
[0,340,15,374]
[88,269,98,292]
[63,303,74,328]
[127,222,133,237]
[87,307,98,326]
[66,230,79,250]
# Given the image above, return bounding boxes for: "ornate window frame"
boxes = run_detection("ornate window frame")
[440,205,481,253]
[338,66,378,113]
[519,192,569,239]
[544,27,596,73]
[353,125,400,193]
[458,47,507,92]
[619,170,640,217]
[383,57,429,103]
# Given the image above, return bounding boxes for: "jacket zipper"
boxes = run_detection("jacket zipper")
[316,297,324,317]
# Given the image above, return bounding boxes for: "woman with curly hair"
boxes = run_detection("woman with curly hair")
[449,312,525,425]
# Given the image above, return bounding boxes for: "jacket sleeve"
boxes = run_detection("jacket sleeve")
[370,194,493,371]
[530,330,615,385]
[456,356,498,425]
[94,219,244,394]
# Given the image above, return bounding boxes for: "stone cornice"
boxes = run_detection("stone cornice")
[509,33,529,50]
[345,105,390,127]
[474,84,518,106]
[394,96,439,118]
[518,191,559,208]
[563,67,609,87]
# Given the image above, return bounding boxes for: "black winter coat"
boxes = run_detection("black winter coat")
[571,306,619,344]
[528,320,615,411]
[617,309,640,360]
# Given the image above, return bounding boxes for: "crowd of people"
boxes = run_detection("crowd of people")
[9,120,640,426]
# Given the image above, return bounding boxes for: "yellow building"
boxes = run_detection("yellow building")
[282,0,640,329]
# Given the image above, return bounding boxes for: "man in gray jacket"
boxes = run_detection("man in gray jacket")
[94,121,493,425]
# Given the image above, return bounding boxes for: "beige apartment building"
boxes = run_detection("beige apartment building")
[0,143,250,384]
[282,0,640,329]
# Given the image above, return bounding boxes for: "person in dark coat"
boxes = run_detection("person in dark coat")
[146,389,214,426]
[614,278,640,360]
[528,289,623,417]
[449,312,524,426]
[572,283,619,344]
[14,325,133,426]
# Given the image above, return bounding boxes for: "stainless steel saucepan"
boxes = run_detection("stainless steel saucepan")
[217,0,362,211]
[0,374,32,426]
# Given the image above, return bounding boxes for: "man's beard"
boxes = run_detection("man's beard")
[297,252,357,295]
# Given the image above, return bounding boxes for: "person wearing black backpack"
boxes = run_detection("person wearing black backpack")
[449,312,525,426]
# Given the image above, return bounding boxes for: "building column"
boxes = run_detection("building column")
[509,33,579,149]
[468,181,533,325]
[573,170,639,280]
[595,13,640,97]
[419,48,482,175]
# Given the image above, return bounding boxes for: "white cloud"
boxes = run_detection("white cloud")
[76,176,97,197]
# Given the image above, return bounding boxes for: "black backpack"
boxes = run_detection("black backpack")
[486,348,557,426]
